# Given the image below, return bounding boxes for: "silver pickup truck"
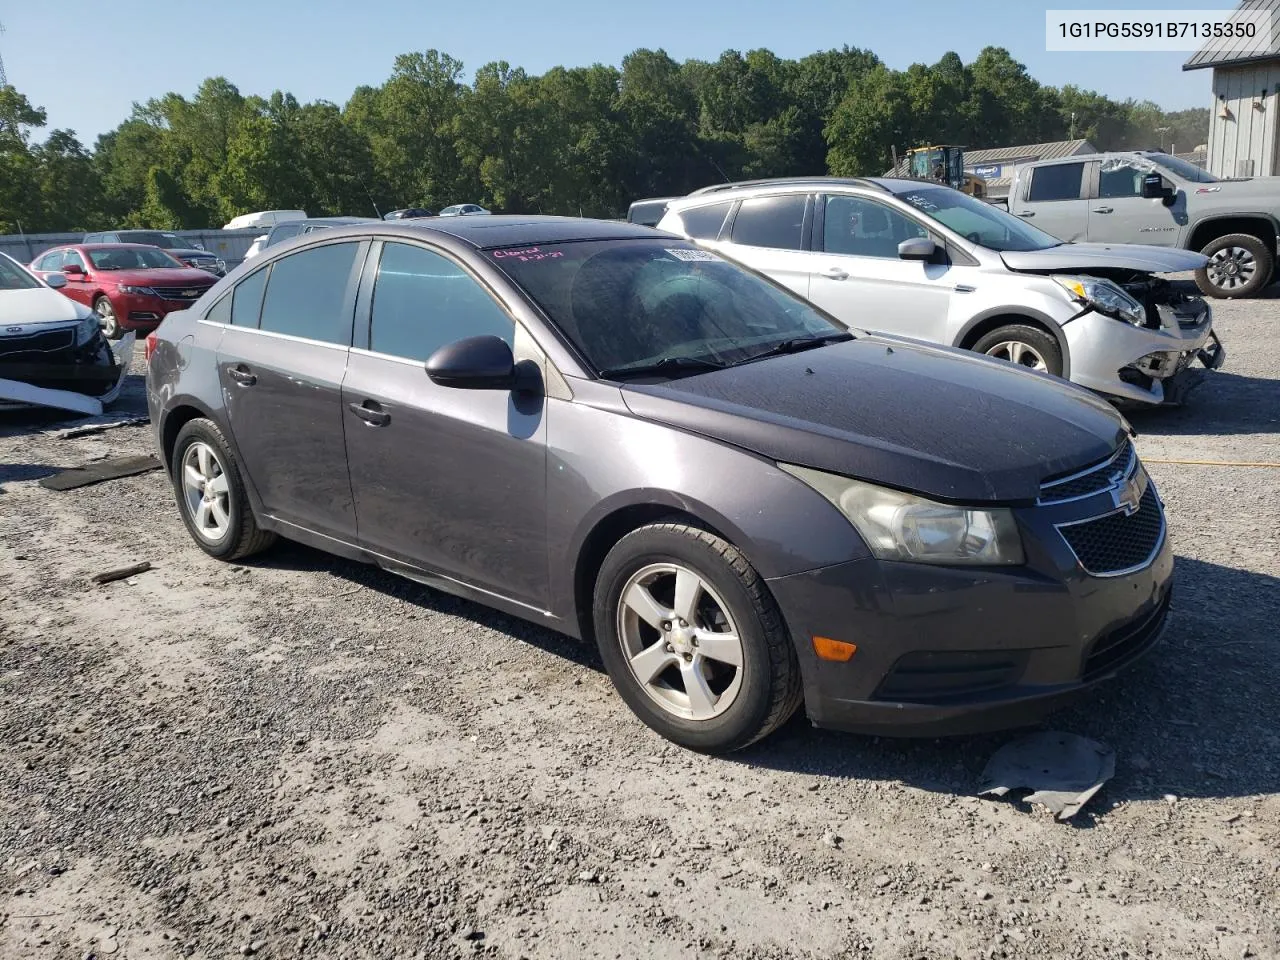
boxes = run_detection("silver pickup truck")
[1009,151,1279,298]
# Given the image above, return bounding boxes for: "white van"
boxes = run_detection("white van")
[222,210,307,231]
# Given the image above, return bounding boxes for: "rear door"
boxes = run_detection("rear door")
[804,193,955,343]
[1087,158,1185,246]
[1009,161,1090,241]
[711,193,815,298]
[215,240,366,542]
[342,239,549,605]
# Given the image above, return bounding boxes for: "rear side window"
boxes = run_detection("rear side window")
[1028,163,1085,202]
[369,242,512,362]
[205,292,232,325]
[729,194,807,250]
[231,267,268,327]
[676,202,733,240]
[258,242,360,345]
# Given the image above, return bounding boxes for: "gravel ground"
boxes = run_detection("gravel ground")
[1,293,1278,960]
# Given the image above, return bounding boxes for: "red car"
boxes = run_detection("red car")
[29,243,218,339]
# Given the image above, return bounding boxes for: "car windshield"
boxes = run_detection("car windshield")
[891,185,1062,251]
[127,231,185,248]
[1149,154,1220,183]
[0,255,39,290]
[88,247,185,270]
[486,238,846,374]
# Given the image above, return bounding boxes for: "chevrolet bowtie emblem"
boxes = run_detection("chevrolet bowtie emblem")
[1111,472,1143,516]
[182,289,198,297]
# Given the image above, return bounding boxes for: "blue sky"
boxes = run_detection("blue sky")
[4,0,1221,145]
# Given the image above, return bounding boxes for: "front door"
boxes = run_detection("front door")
[60,251,95,309]
[1087,158,1186,246]
[804,194,956,344]
[342,240,549,607]
[216,240,365,542]
[1009,160,1091,242]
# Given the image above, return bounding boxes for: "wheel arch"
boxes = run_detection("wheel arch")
[1186,214,1279,253]
[953,308,1072,380]
[158,397,220,471]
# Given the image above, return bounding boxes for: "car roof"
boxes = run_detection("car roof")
[350,215,666,248]
[668,177,905,209]
[73,242,175,251]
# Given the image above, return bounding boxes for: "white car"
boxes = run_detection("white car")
[437,204,491,217]
[657,177,1224,406]
[223,209,308,231]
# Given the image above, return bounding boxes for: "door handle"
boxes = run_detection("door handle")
[227,365,257,386]
[1093,206,1114,214]
[348,400,390,427]
[820,267,849,280]
[1015,211,1035,218]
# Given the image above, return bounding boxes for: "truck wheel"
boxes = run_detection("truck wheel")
[1195,233,1273,298]
[971,324,1064,378]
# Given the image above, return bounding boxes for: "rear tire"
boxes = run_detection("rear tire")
[971,324,1064,378]
[592,523,802,753]
[94,297,121,340]
[171,418,276,561]
[1195,233,1273,299]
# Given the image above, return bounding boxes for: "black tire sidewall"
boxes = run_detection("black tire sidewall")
[1196,234,1273,299]
[592,526,779,753]
[171,420,244,560]
[972,324,1064,378]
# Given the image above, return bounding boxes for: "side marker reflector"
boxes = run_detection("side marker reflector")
[812,636,857,662]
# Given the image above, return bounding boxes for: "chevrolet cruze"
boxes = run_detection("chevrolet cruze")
[147,217,1172,753]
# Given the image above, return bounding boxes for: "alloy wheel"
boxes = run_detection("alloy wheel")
[616,562,745,721]
[95,299,121,339]
[181,441,232,542]
[1206,246,1257,292]
[984,340,1048,371]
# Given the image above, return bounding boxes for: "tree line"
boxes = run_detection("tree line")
[0,46,1209,234]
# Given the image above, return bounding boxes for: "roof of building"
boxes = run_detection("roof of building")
[962,139,1096,165]
[1184,0,1280,71]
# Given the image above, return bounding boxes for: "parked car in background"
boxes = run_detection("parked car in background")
[657,177,1224,407]
[241,216,380,263]
[627,197,677,227]
[30,244,217,339]
[83,230,226,276]
[1008,150,1280,298]
[148,216,1171,753]
[437,204,490,217]
[223,210,307,231]
[0,252,129,409]
[384,208,436,220]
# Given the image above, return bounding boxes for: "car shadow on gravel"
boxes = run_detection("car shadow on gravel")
[1127,371,1280,437]
[0,463,63,491]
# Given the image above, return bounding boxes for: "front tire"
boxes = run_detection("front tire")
[972,323,1064,378]
[592,523,802,753]
[1195,233,1273,298]
[94,297,122,340]
[171,418,276,561]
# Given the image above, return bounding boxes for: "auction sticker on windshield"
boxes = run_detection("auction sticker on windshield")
[665,248,721,262]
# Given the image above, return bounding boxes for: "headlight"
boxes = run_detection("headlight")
[118,284,156,295]
[74,315,100,345]
[779,464,1025,565]
[1053,275,1146,326]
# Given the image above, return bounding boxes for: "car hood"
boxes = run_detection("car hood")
[0,287,93,328]
[618,337,1127,503]
[1184,177,1280,202]
[99,267,218,286]
[1000,242,1207,274]
[165,247,214,259]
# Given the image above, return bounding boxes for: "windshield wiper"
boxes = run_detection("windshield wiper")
[598,355,727,380]
[734,332,853,366]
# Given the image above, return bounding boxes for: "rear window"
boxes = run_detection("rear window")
[1027,163,1085,202]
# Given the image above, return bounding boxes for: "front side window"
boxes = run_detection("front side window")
[369,242,512,362]
[675,201,733,241]
[35,250,65,271]
[1027,163,1086,202]
[729,194,808,250]
[822,196,927,258]
[1098,162,1145,199]
[87,247,183,270]
[486,239,843,374]
[63,251,87,272]
[231,268,267,327]
[0,255,40,290]
[258,242,359,344]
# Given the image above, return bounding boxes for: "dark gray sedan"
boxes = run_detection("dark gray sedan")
[146,217,1172,753]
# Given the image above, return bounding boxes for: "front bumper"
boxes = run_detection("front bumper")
[766,491,1174,737]
[1063,303,1222,406]
[113,292,204,331]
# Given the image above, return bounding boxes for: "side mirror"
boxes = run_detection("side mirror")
[426,335,537,392]
[1141,173,1176,203]
[61,262,84,276]
[898,237,938,261]
[45,272,69,289]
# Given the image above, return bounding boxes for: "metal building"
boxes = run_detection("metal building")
[1184,0,1280,177]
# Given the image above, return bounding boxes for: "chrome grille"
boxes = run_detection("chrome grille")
[1057,487,1165,576]
[1039,440,1136,504]
[152,286,213,301]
